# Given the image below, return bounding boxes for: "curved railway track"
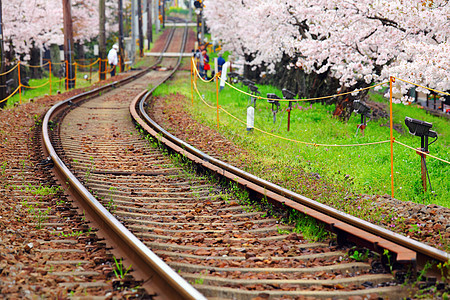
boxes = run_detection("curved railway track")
[38,19,449,300]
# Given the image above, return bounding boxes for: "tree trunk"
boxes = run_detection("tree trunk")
[29,46,43,79]
[50,44,62,77]
[259,54,365,121]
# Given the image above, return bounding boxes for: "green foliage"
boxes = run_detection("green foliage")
[156,73,449,209]
[22,200,51,229]
[113,257,132,279]
[84,156,95,183]
[287,209,330,241]
[383,249,394,274]
[168,7,189,15]
[1,161,7,176]
[5,72,94,108]
[193,277,204,285]
[437,260,450,282]
[106,187,117,213]
[59,230,83,238]
[24,183,61,196]
[349,249,369,261]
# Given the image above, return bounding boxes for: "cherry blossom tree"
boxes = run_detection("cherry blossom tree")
[204,0,449,101]
[2,0,118,61]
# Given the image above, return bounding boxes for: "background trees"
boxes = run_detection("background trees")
[2,0,118,63]
[204,0,449,110]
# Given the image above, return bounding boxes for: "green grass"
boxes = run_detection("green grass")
[154,72,449,209]
[4,70,102,108]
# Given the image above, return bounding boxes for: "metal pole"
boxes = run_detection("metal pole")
[162,0,165,29]
[155,0,160,33]
[389,76,395,198]
[188,0,192,21]
[200,10,204,44]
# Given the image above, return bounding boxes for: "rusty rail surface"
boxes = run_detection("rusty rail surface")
[42,20,207,300]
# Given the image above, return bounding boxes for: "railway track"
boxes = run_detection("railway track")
[36,19,449,300]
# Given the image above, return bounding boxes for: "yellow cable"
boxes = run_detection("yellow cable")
[51,61,67,65]
[394,140,450,165]
[219,77,389,102]
[53,78,66,83]
[0,86,20,103]
[21,81,50,89]
[75,58,100,68]
[394,77,450,96]
[0,64,19,76]
[21,61,50,68]
[193,80,390,148]
[192,59,217,83]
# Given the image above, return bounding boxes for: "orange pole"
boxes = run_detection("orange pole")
[74,62,77,88]
[216,73,219,129]
[49,62,52,95]
[389,76,395,198]
[191,58,194,106]
[18,61,22,104]
[65,60,69,90]
[98,59,101,82]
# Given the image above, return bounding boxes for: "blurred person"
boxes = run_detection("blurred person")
[217,53,225,75]
[108,44,119,77]
[202,49,210,79]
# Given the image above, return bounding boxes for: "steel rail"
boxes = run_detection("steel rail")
[42,21,206,300]
[133,80,449,268]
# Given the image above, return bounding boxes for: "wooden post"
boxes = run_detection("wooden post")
[287,106,291,132]
[389,76,395,198]
[421,154,427,192]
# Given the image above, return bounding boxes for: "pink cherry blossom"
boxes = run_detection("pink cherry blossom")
[204,0,449,99]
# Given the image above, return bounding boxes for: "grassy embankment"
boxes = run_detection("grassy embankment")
[153,65,449,217]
